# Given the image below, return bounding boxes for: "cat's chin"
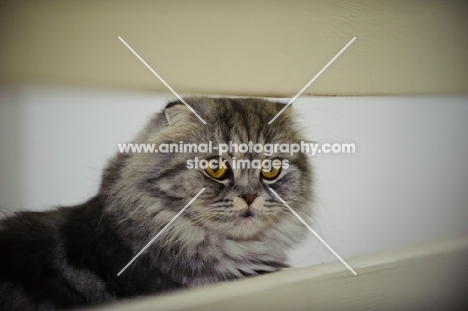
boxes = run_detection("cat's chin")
[237,209,259,224]
[239,209,255,219]
[237,215,256,226]
[224,211,269,240]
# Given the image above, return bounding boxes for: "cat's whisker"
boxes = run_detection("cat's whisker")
[1,97,314,307]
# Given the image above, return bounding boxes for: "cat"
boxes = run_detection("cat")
[0,97,312,310]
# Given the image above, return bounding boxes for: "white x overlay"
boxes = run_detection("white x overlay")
[117,188,206,276]
[268,188,357,275]
[268,37,356,124]
[117,35,357,276]
[118,36,207,124]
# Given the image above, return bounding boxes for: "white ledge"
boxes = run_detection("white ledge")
[92,234,468,311]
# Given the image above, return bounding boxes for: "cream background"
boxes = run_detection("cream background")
[1,0,467,96]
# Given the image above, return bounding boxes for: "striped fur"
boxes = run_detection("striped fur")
[0,98,312,310]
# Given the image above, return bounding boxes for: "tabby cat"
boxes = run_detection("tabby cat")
[0,97,312,310]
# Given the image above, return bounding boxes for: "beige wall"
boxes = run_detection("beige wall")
[1,0,467,96]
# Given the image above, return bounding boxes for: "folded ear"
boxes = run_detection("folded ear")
[164,101,193,126]
[275,102,292,118]
[283,103,292,117]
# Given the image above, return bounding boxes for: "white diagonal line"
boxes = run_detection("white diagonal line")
[268,187,357,275]
[268,37,356,124]
[117,188,206,276]
[118,36,207,125]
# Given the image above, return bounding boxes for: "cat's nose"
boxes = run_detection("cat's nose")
[242,194,257,205]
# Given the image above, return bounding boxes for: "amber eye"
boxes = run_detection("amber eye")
[205,158,228,179]
[261,163,281,180]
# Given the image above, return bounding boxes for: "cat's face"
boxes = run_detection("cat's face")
[110,98,311,241]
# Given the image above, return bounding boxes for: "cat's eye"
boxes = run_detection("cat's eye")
[261,164,281,180]
[205,158,228,179]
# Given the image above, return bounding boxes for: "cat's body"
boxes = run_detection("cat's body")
[0,98,311,310]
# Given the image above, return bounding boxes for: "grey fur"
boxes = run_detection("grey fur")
[103,97,312,285]
[0,97,312,310]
